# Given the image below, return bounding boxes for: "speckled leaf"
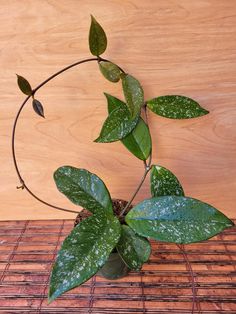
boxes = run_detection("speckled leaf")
[147,95,209,119]
[16,74,32,95]
[121,74,144,118]
[32,99,45,118]
[105,92,124,114]
[49,212,121,302]
[89,15,107,56]
[122,118,152,160]
[105,93,151,159]
[116,225,151,270]
[95,97,139,143]
[54,166,113,214]
[126,196,234,244]
[151,165,184,197]
[99,61,120,83]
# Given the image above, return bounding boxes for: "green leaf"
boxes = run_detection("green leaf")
[105,92,122,114]
[116,225,151,270]
[147,95,209,119]
[89,15,107,56]
[49,212,120,302]
[121,74,144,119]
[151,165,184,197]
[122,118,152,160]
[99,61,120,83]
[95,96,139,143]
[105,93,151,159]
[16,74,32,96]
[54,166,113,214]
[126,196,234,244]
[32,99,45,118]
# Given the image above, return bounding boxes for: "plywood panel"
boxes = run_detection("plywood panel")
[0,0,236,220]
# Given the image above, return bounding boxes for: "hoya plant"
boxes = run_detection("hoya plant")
[14,16,234,303]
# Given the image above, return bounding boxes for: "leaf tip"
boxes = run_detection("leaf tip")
[94,137,101,143]
[228,218,235,227]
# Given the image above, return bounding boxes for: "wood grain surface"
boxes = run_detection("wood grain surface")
[1,0,236,220]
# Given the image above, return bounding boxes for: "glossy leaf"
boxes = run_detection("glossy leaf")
[54,166,113,214]
[121,74,144,118]
[99,61,120,83]
[95,97,139,143]
[151,165,184,197]
[89,15,107,56]
[116,225,151,270]
[105,92,123,113]
[16,74,32,95]
[122,118,151,160]
[147,95,209,119]
[126,196,234,244]
[49,212,120,302]
[105,93,151,159]
[32,99,45,118]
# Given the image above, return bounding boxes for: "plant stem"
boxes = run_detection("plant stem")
[119,166,151,218]
[12,57,101,215]
[12,55,144,216]
[119,105,153,218]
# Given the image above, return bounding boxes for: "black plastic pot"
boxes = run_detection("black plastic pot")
[97,252,130,280]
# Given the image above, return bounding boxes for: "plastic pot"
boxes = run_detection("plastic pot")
[97,252,130,280]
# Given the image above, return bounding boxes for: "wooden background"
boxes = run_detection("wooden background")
[1,0,236,220]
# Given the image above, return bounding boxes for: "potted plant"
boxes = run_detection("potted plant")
[13,16,234,303]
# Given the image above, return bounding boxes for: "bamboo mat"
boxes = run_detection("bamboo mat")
[0,220,235,313]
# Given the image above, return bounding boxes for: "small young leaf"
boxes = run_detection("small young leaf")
[126,196,234,244]
[95,97,139,143]
[99,61,120,83]
[147,95,209,119]
[16,74,32,95]
[54,166,113,215]
[32,99,45,118]
[122,118,152,160]
[49,212,120,302]
[121,74,144,119]
[151,165,184,197]
[116,225,151,270]
[89,15,107,56]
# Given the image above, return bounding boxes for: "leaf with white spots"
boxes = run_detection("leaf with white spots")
[122,118,152,161]
[89,15,107,56]
[94,95,139,143]
[49,212,121,302]
[54,166,113,214]
[125,196,234,244]
[116,225,151,270]
[147,95,209,119]
[121,74,144,119]
[99,61,121,83]
[106,93,151,160]
[151,165,184,197]
[105,92,123,113]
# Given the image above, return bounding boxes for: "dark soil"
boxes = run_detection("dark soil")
[74,198,132,227]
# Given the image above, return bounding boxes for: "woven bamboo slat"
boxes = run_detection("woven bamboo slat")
[0,220,235,313]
